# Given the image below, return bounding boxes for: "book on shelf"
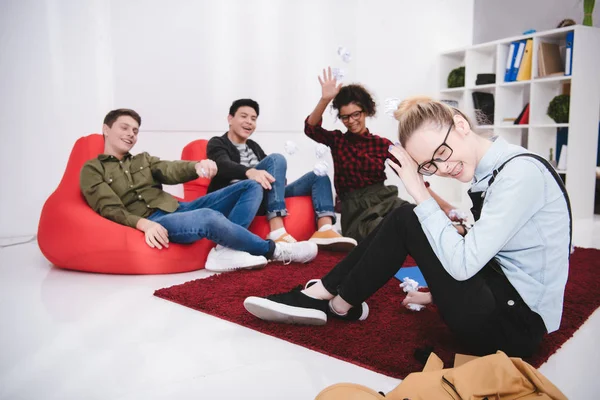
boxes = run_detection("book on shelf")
[538,42,564,77]
[514,103,530,125]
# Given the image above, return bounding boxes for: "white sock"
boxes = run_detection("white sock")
[318,224,333,232]
[269,227,287,240]
[328,299,348,316]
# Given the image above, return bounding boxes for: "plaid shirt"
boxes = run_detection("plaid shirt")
[304,117,394,197]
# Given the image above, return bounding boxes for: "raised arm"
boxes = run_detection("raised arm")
[305,67,343,146]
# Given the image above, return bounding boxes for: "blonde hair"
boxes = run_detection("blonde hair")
[393,96,475,146]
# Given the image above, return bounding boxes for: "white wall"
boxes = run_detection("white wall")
[110,0,358,133]
[473,0,600,44]
[0,0,114,237]
[0,0,473,237]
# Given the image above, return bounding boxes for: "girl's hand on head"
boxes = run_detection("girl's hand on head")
[387,144,431,204]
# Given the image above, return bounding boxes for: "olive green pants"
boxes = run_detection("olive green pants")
[340,183,410,242]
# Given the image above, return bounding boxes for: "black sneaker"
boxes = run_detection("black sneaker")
[328,300,369,321]
[244,286,329,325]
[304,279,369,322]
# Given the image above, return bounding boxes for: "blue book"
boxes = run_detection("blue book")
[394,266,428,288]
[565,31,574,76]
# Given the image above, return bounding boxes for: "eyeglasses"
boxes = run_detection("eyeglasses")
[339,110,363,123]
[417,122,454,176]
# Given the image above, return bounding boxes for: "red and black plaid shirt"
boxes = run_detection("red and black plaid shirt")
[305,117,395,197]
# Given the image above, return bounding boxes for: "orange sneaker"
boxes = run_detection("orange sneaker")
[273,232,298,243]
[309,229,357,252]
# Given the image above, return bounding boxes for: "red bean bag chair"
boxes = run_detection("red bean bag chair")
[181,139,316,241]
[37,134,212,274]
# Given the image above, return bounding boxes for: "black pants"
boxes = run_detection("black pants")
[321,204,547,357]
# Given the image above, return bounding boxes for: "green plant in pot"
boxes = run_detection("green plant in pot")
[547,95,570,123]
[447,66,465,88]
[583,0,595,26]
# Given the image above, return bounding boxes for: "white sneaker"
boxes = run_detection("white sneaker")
[205,245,268,272]
[272,241,318,265]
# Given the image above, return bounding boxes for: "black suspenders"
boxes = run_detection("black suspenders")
[486,153,573,253]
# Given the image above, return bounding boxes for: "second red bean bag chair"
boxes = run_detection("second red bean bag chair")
[181,139,317,241]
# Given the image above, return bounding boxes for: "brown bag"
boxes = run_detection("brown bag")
[314,351,567,400]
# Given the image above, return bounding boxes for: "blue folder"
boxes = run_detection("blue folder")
[565,31,574,76]
[394,266,428,288]
[509,40,526,82]
[504,42,517,82]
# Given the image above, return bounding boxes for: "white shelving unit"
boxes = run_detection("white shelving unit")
[439,26,600,219]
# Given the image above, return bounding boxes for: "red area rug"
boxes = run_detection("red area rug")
[154,248,600,379]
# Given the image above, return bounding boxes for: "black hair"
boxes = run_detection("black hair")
[332,84,376,117]
[229,99,260,117]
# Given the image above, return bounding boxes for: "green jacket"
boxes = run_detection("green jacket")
[80,152,198,228]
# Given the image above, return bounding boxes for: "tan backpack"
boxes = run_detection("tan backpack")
[315,351,567,400]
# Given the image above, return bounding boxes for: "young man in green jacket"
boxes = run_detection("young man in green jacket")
[80,109,317,272]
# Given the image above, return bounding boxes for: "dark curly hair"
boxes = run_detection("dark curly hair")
[332,84,377,118]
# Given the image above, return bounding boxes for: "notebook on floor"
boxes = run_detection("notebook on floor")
[394,266,427,287]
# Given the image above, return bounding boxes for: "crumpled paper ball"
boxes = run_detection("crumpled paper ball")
[332,67,345,81]
[337,46,352,63]
[284,140,299,155]
[315,143,330,159]
[384,98,401,118]
[313,161,329,176]
[400,277,425,312]
[407,303,425,312]
[448,209,468,222]
[400,277,419,293]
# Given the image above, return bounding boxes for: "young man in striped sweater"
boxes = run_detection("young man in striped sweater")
[207,99,356,252]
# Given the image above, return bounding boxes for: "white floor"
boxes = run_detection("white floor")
[1,217,600,400]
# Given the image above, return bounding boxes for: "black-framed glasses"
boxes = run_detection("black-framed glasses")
[339,110,363,123]
[417,122,454,176]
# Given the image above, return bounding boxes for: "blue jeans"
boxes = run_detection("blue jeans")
[255,153,336,223]
[147,180,275,257]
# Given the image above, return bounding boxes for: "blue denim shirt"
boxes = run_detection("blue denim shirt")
[414,137,570,333]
